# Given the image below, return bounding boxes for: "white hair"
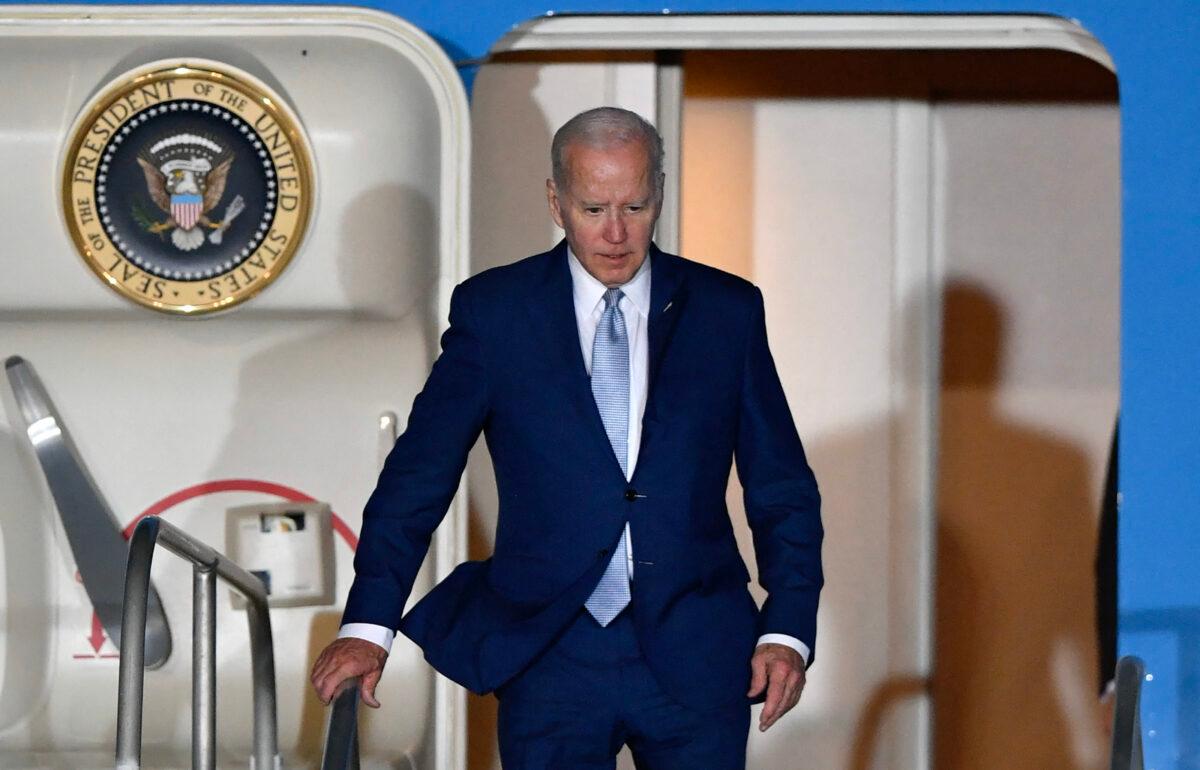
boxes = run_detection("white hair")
[551,107,665,196]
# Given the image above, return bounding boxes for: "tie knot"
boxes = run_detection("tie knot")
[603,288,624,310]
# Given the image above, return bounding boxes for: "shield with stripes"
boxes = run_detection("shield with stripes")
[171,194,203,230]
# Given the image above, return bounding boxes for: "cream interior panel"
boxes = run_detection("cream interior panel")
[680,50,1118,770]
[1,34,446,317]
[933,101,1119,770]
[0,7,469,768]
[683,94,907,770]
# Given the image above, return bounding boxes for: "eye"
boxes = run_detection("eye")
[584,207,603,215]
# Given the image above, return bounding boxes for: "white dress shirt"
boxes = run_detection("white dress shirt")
[342,249,809,665]
[568,247,650,583]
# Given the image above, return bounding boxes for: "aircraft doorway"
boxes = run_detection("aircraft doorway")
[472,22,1119,770]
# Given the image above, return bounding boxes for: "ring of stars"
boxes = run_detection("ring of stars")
[95,98,279,281]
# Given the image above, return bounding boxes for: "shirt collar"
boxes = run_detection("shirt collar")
[567,246,652,319]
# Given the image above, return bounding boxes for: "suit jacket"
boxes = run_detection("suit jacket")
[342,241,823,710]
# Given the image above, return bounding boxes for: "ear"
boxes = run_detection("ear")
[546,178,565,229]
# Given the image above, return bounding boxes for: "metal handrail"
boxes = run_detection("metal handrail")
[320,676,361,770]
[116,515,280,770]
[5,355,172,668]
[1110,655,1146,770]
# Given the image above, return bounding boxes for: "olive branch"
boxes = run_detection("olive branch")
[130,197,163,239]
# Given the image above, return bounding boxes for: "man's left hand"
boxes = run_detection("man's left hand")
[747,642,806,731]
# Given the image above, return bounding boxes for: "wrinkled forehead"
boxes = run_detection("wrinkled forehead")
[560,138,656,194]
[563,135,651,170]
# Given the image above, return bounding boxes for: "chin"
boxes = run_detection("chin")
[602,268,635,286]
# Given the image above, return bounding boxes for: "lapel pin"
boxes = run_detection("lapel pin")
[663,301,673,313]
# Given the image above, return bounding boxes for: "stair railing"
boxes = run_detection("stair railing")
[116,515,280,770]
[320,676,361,770]
[1110,655,1146,770]
[5,355,172,667]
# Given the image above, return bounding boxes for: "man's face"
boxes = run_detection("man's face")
[547,139,662,287]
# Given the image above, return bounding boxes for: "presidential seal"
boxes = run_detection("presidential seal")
[61,60,314,314]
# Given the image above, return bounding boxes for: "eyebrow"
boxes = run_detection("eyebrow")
[578,198,650,207]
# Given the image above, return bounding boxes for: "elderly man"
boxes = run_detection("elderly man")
[312,107,823,768]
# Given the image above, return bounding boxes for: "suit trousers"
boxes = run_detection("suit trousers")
[494,603,751,769]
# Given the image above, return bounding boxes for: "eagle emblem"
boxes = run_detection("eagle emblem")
[135,133,245,252]
[63,62,314,315]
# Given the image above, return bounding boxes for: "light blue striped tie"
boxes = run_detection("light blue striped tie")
[584,288,632,626]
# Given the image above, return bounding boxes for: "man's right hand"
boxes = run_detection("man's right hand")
[310,637,389,708]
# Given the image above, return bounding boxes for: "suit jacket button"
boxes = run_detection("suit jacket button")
[624,488,638,501]
[598,548,609,556]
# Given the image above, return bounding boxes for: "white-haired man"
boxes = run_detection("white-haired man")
[313,106,823,768]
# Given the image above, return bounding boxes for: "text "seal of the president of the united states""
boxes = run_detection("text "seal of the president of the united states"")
[61,60,314,315]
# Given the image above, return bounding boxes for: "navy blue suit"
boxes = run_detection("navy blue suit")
[342,241,822,714]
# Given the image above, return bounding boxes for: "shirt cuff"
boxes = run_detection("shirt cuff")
[756,633,811,666]
[338,623,395,654]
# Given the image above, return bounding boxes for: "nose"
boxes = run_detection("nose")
[602,212,627,244]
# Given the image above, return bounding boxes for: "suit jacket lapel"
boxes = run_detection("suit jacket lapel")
[644,244,687,423]
[524,241,688,482]
[525,242,625,479]
[527,241,589,384]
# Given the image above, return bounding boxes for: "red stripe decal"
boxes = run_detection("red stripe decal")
[122,478,358,550]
